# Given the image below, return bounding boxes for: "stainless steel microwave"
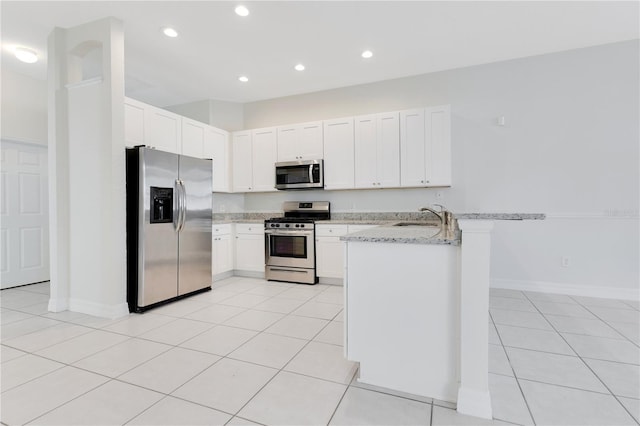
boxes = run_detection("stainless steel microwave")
[275,159,324,190]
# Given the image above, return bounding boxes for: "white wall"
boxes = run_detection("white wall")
[166,99,244,131]
[1,69,48,144]
[242,40,639,298]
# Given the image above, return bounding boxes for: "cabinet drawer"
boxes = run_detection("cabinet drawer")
[235,223,264,235]
[212,224,232,235]
[316,225,349,237]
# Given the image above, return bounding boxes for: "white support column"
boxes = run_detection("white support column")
[456,219,494,419]
[47,18,128,318]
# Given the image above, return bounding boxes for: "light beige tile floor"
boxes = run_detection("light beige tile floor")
[1,279,638,425]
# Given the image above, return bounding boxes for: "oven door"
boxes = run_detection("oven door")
[265,229,315,269]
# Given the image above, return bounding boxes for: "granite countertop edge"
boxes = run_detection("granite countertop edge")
[213,212,545,225]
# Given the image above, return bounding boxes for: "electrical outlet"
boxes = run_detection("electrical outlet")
[561,257,570,268]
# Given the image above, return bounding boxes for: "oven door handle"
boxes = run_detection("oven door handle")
[265,229,314,236]
[268,267,311,274]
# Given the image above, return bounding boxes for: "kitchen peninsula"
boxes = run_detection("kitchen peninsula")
[341,213,544,420]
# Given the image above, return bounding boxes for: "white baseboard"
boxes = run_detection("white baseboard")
[233,270,265,279]
[68,298,129,319]
[492,279,639,301]
[318,277,343,286]
[212,271,234,282]
[47,297,69,312]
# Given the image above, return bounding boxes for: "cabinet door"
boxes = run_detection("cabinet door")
[204,127,230,192]
[232,131,252,192]
[276,125,299,162]
[316,236,345,279]
[235,234,265,272]
[323,118,355,190]
[251,128,277,192]
[425,105,452,186]
[181,118,206,158]
[124,98,145,147]
[400,109,426,187]
[377,112,400,188]
[213,233,233,275]
[298,121,323,160]
[354,115,378,189]
[145,106,181,154]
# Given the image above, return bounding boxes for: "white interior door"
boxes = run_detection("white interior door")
[1,140,49,289]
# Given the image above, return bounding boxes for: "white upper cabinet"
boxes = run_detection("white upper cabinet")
[354,112,400,189]
[400,105,451,187]
[203,126,231,193]
[231,128,278,193]
[276,121,323,162]
[145,107,182,154]
[400,109,426,186]
[124,98,145,146]
[232,131,253,192]
[323,117,355,190]
[251,127,278,192]
[425,105,452,186]
[181,117,206,158]
[354,115,377,188]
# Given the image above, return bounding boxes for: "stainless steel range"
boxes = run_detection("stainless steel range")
[265,201,330,284]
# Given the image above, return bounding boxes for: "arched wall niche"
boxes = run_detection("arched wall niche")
[67,40,103,84]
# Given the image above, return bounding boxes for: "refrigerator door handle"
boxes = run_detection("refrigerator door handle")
[175,179,184,232]
[179,179,187,232]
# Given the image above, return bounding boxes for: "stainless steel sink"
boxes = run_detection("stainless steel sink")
[392,222,441,227]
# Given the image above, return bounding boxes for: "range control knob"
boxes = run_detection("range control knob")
[300,224,305,228]
[285,224,290,228]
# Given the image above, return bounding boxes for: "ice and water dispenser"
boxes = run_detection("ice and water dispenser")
[150,186,173,223]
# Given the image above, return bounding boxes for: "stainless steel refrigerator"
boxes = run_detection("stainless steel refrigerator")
[126,146,212,312]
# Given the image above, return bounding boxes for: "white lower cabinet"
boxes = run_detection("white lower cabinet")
[316,225,349,279]
[316,224,377,280]
[234,223,265,272]
[212,224,233,278]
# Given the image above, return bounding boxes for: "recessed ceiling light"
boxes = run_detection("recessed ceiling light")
[238,75,249,82]
[235,5,250,17]
[14,47,38,64]
[361,50,373,59]
[294,64,305,71]
[163,27,178,38]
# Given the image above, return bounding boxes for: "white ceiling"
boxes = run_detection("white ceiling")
[2,1,638,107]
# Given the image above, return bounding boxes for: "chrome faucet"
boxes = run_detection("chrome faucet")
[419,205,444,225]
[419,204,453,227]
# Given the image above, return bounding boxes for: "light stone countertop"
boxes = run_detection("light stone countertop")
[454,213,545,220]
[341,225,460,245]
[212,212,546,243]
[338,212,544,245]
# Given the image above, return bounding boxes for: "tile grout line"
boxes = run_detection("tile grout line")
[2,281,342,424]
[161,283,350,424]
[489,309,538,426]
[565,296,640,425]
[571,297,640,349]
[523,292,640,426]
